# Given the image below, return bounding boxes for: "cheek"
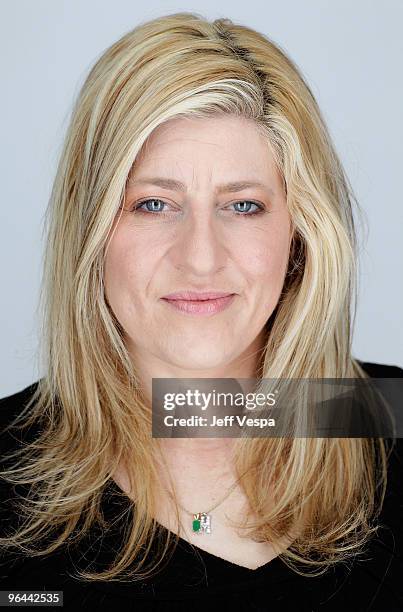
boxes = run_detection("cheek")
[233,227,291,282]
[104,227,148,308]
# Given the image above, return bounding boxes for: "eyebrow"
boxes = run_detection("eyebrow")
[128,176,275,196]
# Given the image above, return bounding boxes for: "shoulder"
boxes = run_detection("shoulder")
[0,380,42,456]
[356,359,403,378]
[356,359,403,464]
[0,380,41,425]
[357,363,403,548]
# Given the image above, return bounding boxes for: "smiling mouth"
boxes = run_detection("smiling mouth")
[160,294,236,316]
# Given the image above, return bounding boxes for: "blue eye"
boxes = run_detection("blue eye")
[132,198,167,213]
[232,201,263,215]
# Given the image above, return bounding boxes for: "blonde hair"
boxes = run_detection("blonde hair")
[0,11,393,582]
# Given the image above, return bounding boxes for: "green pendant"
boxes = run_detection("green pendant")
[192,512,211,534]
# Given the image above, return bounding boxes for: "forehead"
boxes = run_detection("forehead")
[129,115,278,184]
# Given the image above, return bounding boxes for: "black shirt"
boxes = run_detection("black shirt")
[1,361,402,611]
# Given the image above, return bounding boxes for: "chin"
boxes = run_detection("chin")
[166,349,232,372]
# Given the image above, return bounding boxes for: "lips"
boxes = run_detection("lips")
[160,291,237,316]
[162,291,234,301]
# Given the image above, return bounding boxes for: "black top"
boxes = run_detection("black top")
[0,361,402,611]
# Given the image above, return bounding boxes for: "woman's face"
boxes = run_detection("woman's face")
[104,114,293,374]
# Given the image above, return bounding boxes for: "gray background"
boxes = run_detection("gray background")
[1,0,402,397]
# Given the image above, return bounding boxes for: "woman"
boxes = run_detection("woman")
[1,11,402,610]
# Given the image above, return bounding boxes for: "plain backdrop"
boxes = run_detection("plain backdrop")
[1,0,402,397]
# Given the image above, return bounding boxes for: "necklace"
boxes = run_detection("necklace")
[165,477,241,535]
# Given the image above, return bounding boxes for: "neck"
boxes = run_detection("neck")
[127,329,266,462]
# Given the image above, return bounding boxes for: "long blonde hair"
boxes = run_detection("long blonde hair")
[0,11,393,582]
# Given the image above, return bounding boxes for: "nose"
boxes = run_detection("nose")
[170,206,228,276]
